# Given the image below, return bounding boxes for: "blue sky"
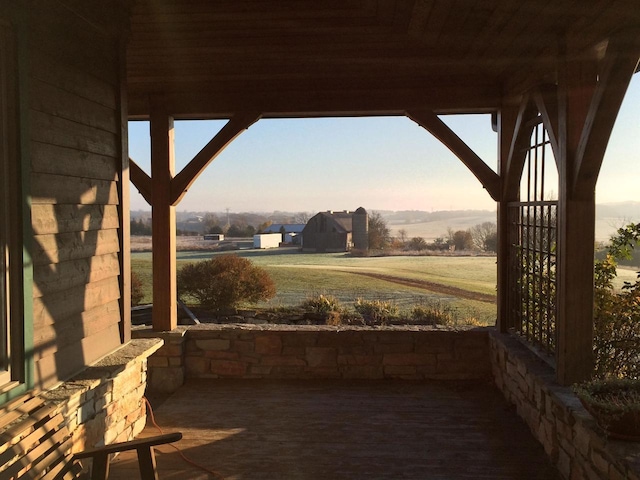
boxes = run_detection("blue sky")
[128,75,640,213]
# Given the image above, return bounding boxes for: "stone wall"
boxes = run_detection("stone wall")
[42,338,162,451]
[490,331,640,480]
[140,325,490,387]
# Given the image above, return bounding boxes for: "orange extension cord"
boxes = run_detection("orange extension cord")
[143,397,226,479]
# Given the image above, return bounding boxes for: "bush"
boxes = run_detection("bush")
[302,294,342,314]
[177,254,276,310]
[593,223,640,380]
[354,298,398,324]
[410,302,455,326]
[131,271,145,306]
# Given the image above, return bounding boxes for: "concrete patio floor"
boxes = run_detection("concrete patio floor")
[108,379,561,479]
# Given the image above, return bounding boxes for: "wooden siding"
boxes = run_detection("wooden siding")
[27,4,125,388]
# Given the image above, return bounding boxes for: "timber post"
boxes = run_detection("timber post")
[150,105,177,332]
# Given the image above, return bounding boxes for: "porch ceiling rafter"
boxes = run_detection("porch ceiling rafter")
[407,109,500,201]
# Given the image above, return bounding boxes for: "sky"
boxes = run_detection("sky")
[128,75,640,214]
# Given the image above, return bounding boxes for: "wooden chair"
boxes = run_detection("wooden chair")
[0,392,181,479]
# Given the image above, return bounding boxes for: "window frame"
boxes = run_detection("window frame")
[0,12,31,401]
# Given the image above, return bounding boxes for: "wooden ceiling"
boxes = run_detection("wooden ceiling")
[126,0,640,118]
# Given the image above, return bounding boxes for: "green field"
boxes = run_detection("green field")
[132,249,498,324]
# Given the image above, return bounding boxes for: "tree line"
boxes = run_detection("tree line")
[368,211,497,253]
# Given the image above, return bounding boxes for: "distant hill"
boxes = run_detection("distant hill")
[131,202,640,242]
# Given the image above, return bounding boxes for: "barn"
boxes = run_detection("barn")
[302,209,369,252]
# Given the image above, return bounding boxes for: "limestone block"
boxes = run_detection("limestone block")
[261,355,306,366]
[305,347,337,367]
[184,356,210,375]
[210,360,248,376]
[255,334,282,354]
[149,366,184,393]
[337,354,381,366]
[195,339,231,351]
[383,353,436,366]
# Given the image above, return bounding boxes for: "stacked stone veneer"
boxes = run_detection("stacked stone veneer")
[41,338,163,451]
[140,324,490,385]
[490,331,640,480]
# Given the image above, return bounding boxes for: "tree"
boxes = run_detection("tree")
[131,271,145,306]
[451,230,473,251]
[368,211,391,250]
[177,255,276,310]
[294,211,312,224]
[408,236,428,251]
[397,228,408,245]
[470,222,498,252]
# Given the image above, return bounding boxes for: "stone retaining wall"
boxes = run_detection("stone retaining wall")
[140,325,490,387]
[42,338,162,451]
[490,331,640,480]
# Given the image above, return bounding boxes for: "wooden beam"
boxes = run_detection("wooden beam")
[170,112,261,205]
[555,37,596,385]
[573,30,640,198]
[504,95,538,199]
[496,103,519,333]
[150,106,177,332]
[406,109,500,201]
[532,84,560,164]
[129,157,152,205]
[128,82,501,119]
[117,38,131,344]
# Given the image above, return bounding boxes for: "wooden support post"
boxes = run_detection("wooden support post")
[496,104,518,333]
[555,30,639,384]
[555,42,597,385]
[117,39,131,343]
[150,107,177,331]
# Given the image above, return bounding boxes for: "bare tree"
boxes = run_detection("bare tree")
[294,211,313,224]
[470,222,497,252]
[368,211,391,250]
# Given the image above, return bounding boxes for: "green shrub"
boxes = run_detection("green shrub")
[301,294,342,314]
[593,223,640,380]
[131,271,145,306]
[354,298,398,324]
[410,302,455,326]
[177,254,276,310]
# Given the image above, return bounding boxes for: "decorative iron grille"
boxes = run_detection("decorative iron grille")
[507,118,558,359]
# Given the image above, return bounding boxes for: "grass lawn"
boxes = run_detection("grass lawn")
[132,249,498,325]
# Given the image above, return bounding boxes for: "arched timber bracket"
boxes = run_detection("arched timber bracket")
[406,110,500,201]
[129,158,152,204]
[572,30,640,199]
[502,94,539,200]
[170,112,262,205]
[532,85,560,166]
[128,113,261,207]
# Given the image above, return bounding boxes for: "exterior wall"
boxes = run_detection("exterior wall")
[253,233,280,249]
[302,213,351,252]
[490,331,640,480]
[41,339,161,451]
[140,325,490,389]
[28,4,127,388]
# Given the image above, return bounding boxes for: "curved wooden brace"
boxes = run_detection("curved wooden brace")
[129,157,152,205]
[532,84,560,165]
[573,29,640,199]
[503,94,539,200]
[406,109,500,201]
[170,112,261,205]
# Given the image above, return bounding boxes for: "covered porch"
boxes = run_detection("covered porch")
[109,378,561,479]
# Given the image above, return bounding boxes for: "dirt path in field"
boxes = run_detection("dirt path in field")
[349,271,496,303]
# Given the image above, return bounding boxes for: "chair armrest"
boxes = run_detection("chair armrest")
[73,432,182,459]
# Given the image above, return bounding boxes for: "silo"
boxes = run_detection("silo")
[352,206,368,250]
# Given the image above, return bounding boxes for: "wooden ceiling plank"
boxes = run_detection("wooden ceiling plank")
[407,109,500,200]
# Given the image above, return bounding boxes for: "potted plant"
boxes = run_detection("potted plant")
[574,378,640,441]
